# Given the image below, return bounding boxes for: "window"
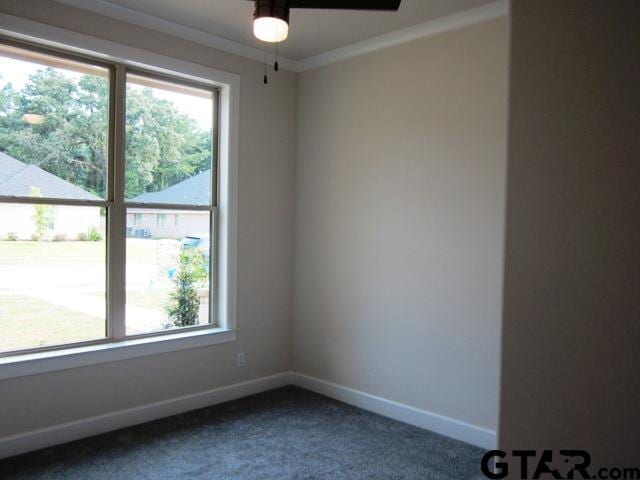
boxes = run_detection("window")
[0,39,220,356]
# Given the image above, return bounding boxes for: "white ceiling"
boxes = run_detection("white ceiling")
[55,0,500,61]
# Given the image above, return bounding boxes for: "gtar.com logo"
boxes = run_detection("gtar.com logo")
[480,450,639,479]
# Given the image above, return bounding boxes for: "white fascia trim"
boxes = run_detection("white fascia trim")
[52,0,508,72]
[0,372,291,459]
[52,0,298,71]
[0,15,240,378]
[0,329,237,381]
[295,0,509,71]
[290,372,497,450]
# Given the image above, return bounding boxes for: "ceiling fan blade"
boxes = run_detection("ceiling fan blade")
[288,0,401,11]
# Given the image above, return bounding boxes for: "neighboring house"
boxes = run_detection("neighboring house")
[0,152,102,240]
[127,170,210,239]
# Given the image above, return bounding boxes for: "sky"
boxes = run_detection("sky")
[0,55,213,130]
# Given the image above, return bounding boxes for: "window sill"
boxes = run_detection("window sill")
[0,328,236,381]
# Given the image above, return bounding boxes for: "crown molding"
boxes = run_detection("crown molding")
[52,0,297,71]
[295,0,509,71]
[51,0,508,73]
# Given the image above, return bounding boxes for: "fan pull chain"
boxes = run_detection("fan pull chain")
[274,40,279,72]
[263,50,268,85]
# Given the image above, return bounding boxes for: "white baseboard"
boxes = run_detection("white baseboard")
[0,372,291,460]
[289,372,496,450]
[1,370,495,460]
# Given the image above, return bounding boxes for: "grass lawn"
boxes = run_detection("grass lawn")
[126,288,173,311]
[85,288,173,312]
[0,240,106,265]
[0,295,105,352]
[0,239,161,265]
[0,239,182,351]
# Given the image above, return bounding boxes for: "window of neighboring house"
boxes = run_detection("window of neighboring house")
[0,39,219,355]
[174,214,179,226]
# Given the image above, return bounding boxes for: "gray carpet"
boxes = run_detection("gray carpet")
[0,386,486,479]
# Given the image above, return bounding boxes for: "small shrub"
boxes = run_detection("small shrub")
[52,233,68,242]
[5,232,18,241]
[77,232,88,241]
[30,187,52,239]
[31,233,41,242]
[164,249,208,328]
[88,226,102,242]
[165,281,200,328]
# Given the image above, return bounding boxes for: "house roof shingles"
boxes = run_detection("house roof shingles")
[130,170,211,205]
[0,151,102,201]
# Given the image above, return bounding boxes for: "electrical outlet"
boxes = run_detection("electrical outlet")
[236,352,245,368]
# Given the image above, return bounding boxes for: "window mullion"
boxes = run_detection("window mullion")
[107,64,127,340]
[211,207,219,328]
[212,88,220,207]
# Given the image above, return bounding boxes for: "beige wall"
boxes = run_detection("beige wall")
[499,0,640,466]
[0,0,296,437]
[293,18,509,431]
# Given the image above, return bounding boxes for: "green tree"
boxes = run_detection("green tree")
[0,69,212,198]
[29,186,52,240]
[0,78,17,114]
[0,69,108,196]
[164,249,208,328]
[123,86,211,197]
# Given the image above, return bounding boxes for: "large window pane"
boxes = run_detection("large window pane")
[0,204,106,352]
[0,40,220,355]
[126,208,212,335]
[0,44,109,200]
[125,73,213,205]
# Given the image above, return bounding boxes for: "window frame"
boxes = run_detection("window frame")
[0,34,229,360]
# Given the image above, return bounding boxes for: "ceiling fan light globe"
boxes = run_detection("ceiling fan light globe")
[253,17,288,43]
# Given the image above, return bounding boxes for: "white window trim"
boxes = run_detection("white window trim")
[0,14,239,380]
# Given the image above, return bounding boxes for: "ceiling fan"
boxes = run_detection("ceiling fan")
[248,0,402,82]
[249,0,402,43]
